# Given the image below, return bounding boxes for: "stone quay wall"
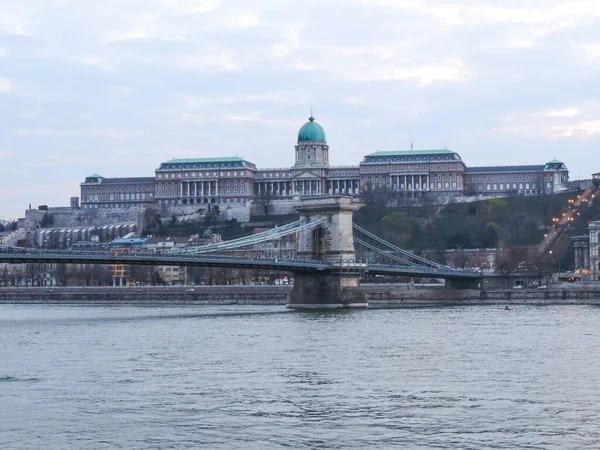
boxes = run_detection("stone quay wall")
[0,286,291,306]
[2,284,600,307]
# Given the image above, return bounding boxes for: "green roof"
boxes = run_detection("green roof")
[362,149,461,163]
[364,149,456,157]
[163,157,247,164]
[544,159,567,171]
[158,156,256,171]
[298,117,326,143]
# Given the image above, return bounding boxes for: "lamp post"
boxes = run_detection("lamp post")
[549,250,561,281]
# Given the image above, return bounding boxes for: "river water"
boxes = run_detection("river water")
[2,304,600,449]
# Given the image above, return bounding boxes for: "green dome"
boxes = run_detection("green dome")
[298,116,326,142]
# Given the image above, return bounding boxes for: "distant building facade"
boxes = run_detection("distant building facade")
[464,160,569,197]
[572,220,600,281]
[79,116,570,209]
[81,174,155,209]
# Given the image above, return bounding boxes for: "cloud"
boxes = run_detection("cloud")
[491,102,600,138]
[0,78,15,93]
[544,108,582,117]
[347,59,473,85]
[2,0,600,218]
[0,8,36,36]
[218,11,260,28]
[16,129,133,139]
[494,120,600,139]
[181,91,306,107]
[161,0,223,15]
[176,48,242,71]
[0,150,15,158]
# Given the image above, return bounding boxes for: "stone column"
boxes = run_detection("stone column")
[585,249,590,270]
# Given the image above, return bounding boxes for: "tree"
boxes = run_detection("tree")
[256,190,273,216]
[380,212,413,247]
[187,267,205,285]
[487,198,508,225]
[0,266,9,286]
[482,222,500,248]
[141,207,161,235]
[53,264,68,286]
[450,251,470,269]
[40,213,55,228]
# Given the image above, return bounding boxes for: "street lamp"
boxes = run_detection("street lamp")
[549,250,561,280]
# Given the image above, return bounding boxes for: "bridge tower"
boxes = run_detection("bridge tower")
[288,196,367,309]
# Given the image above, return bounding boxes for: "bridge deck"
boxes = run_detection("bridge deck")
[0,249,477,279]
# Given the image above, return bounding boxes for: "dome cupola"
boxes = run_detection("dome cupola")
[298,116,326,143]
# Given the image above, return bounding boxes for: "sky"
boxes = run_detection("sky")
[1,0,599,219]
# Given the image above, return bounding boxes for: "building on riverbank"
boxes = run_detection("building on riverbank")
[572,220,600,281]
[77,115,570,210]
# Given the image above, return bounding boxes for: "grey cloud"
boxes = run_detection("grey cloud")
[0,0,599,218]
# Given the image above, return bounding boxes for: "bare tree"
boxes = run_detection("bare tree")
[256,190,273,216]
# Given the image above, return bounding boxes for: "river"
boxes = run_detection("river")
[1,304,600,449]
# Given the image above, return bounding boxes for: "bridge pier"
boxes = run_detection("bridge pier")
[288,196,367,310]
[288,271,367,310]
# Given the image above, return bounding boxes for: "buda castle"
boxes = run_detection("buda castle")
[80,115,569,211]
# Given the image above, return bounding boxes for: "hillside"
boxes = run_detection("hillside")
[354,192,600,252]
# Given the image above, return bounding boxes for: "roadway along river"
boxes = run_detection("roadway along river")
[2,304,600,449]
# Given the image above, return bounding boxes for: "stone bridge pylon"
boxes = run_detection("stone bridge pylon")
[288,196,368,310]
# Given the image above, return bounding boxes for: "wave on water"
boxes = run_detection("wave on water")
[0,375,41,382]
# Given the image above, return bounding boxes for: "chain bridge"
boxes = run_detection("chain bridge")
[0,197,479,309]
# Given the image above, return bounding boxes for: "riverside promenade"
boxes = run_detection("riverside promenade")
[1,284,600,307]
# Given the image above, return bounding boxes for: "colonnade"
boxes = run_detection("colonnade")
[326,179,359,195]
[389,174,429,191]
[574,243,590,270]
[256,181,292,196]
[180,181,219,197]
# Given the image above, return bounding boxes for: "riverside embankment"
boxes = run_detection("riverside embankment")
[2,284,600,307]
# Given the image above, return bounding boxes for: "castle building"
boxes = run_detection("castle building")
[359,149,466,198]
[80,174,155,209]
[79,115,569,209]
[464,160,569,196]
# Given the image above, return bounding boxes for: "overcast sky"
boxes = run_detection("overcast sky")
[1,0,599,219]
